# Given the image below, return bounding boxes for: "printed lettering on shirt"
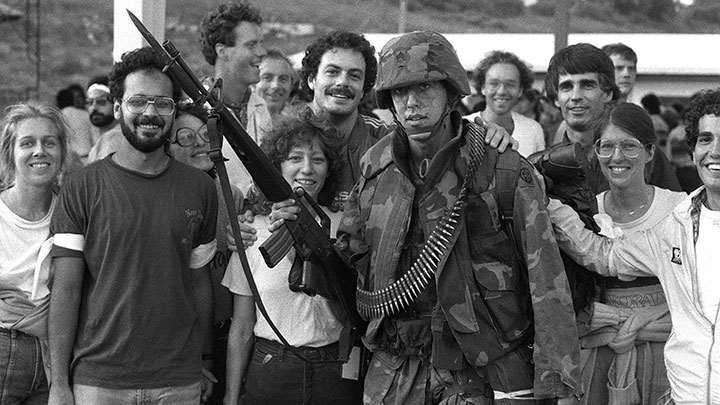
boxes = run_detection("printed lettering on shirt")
[331,191,350,212]
[671,247,682,265]
[183,208,204,247]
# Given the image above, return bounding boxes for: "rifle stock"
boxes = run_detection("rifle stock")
[127,11,360,326]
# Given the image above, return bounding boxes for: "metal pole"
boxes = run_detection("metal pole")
[398,0,407,33]
[554,0,570,52]
[35,0,40,96]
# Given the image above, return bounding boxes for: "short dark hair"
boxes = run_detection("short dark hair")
[200,2,263,66]
[261,116,342,207]
[544,43,619,103]
[641,93,662,115]
[176,102,208,123]
[108,47,181,102]
[601,43,637,65]
[473,50,534,94]
[300,31,377,96]
[684,89,720,151]
[55,88,74,109]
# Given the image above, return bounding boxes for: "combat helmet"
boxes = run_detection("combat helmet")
[375,31,470,109]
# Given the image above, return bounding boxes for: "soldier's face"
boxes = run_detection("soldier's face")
[482,63,522,116]
[391,81,448,138]
[555,72,612,133]
[308,48,366,118]
[694,114,720,199]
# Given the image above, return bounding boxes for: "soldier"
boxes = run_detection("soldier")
[335,31,581,404]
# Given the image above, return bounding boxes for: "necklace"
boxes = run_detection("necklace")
[606,187,653,218]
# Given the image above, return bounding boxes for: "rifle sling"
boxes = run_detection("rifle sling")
[207,114,341,364]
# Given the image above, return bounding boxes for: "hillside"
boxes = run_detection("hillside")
[0,0,716,107]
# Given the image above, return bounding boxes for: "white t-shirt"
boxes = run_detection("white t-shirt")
[0,194,56,302]
[597,186,686,234]
[696,206,720,323]
[464,111,545,158]
[222,209,344,347]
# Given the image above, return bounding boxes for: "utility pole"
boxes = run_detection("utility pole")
[554,0,570,52]
[113,0,166,62]
[398,0,407,33]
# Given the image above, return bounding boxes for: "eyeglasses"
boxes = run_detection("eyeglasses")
[594,138,645,159]
[86,97,112,108]
[173,126,209,147]
[123,96,175,116]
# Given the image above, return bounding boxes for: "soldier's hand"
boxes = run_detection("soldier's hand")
[226,210,258,251]
[476,118,519,153]
[268,199,301,233]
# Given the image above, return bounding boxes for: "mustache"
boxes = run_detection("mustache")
[134,115,165,127]
[90,111,111,119]
[326,86,355,99]
[264,89,287,97]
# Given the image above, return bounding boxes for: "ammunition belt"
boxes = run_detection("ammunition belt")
[356,122,487,319]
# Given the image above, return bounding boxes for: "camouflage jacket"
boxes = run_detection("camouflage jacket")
[337,116,581,398]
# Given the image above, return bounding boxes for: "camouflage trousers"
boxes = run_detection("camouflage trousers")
[363,347,557,404]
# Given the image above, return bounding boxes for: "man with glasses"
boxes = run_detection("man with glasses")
[48,47,218,405]
[466,51,545,158]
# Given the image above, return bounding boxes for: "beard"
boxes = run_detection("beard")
[90,111,115,128]
[119,113,170,153]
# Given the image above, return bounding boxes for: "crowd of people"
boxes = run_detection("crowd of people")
[2,2,720,405]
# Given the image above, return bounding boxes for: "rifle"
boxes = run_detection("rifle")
[126,11,361,354]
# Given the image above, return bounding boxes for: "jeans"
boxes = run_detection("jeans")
[0,328,48,405]
[243,337,361,405]
[73,381,201,405]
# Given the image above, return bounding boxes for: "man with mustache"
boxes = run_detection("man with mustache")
[299,31,517,210]
[298,31,393,208]
[334,31,580,404]
[47,47,218,405]
[545,43,680,193]
[85,76,124,163]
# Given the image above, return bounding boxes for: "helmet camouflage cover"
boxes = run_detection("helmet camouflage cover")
[375,31,471,109]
